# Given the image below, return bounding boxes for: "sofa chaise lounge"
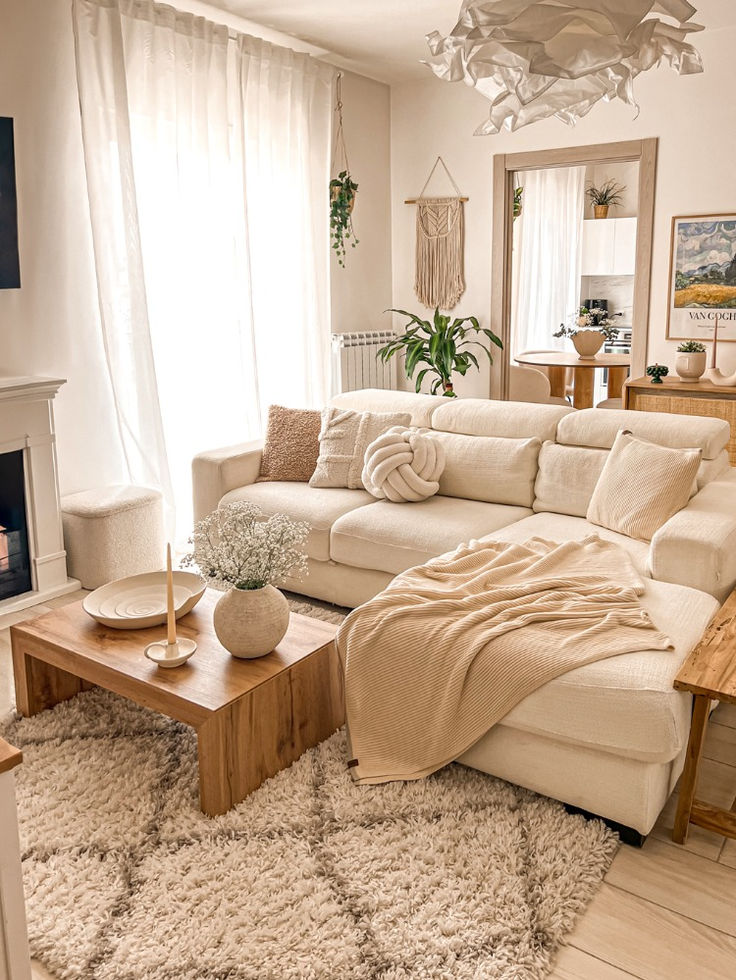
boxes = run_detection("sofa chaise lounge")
[193,390,736,838]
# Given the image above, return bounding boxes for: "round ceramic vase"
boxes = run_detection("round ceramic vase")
[213,584,290,659]
[675,351,706,383]
[572,331,605,359]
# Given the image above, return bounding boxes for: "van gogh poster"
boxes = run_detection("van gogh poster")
[667,214,736,341]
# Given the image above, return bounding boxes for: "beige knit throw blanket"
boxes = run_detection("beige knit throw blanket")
[336,536,673,785]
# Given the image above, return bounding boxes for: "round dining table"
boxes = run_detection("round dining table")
[514,350,631,410]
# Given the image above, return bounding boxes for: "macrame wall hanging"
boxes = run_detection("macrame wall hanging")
[406,156,468,310]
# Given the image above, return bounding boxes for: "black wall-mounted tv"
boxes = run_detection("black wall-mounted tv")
[0,116,20,290]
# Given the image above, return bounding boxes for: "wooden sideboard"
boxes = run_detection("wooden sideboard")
[623,376,736,466]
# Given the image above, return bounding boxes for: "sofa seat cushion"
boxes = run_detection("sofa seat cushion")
[498,579,718,763]
[331,496,532,575]
[219,482,375,562]
[480,512,650,575]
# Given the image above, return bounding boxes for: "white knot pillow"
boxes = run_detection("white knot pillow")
[361,426,446,502]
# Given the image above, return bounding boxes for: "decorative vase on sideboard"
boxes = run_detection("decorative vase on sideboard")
[675,351,707,383]
[213,584,290,659]
[572,332,605,359]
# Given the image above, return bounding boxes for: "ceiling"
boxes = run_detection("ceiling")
[211,1,736,83]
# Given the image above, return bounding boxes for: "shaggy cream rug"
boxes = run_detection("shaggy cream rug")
[3,597,618,980]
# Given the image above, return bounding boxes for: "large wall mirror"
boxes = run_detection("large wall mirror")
[490,139,658,406]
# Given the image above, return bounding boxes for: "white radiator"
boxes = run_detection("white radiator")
[331,331,398,394]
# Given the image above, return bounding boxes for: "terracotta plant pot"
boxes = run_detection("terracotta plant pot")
[675,351,707,383]
[572,331,605,359]
[593,205,609,219]
[213,584,290,659]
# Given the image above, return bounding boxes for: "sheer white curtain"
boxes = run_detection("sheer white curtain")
[510,166,585,355]
[73,0,334,537]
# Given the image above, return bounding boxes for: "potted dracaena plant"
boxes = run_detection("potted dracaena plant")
[378,307,503,397]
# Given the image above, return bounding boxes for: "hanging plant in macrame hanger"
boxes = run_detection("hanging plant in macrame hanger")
[330,73,359,268]
[406,156,467,309]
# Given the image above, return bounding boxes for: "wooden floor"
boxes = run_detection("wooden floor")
[1,593,735,980]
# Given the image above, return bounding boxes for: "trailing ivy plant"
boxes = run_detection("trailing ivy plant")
[329,170,359,267]
[378,307,503,397]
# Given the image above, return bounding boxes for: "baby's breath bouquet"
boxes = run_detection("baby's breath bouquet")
[182,502,309,591]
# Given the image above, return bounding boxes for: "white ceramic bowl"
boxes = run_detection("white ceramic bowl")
[83,571,206,630]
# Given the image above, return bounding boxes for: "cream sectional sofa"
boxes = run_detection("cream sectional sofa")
[193,389,736,838]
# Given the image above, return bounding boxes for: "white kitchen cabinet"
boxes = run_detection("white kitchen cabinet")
[581,216,637,276]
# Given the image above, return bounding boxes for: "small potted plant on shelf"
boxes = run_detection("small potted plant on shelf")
[675,340,707,383]
[378,307,503,397]
[330,170,359,267]
[585,178,625,219]
[553,306,622,359]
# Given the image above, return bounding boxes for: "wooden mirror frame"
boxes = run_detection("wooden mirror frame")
[489,138,658,400]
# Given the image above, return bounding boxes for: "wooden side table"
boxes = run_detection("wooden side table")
[672,587,736,844]
[624,375,736,465]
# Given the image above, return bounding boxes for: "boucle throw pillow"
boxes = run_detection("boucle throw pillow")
[362,426,446,502]
[586,429,701,541]
[257,405,321,483]
[310,408,412,490]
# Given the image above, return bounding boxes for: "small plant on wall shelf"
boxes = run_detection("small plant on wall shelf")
[585,178,625,218]
[378,307,503,397]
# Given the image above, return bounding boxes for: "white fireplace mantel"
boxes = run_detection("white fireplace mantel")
[0,376,79,614]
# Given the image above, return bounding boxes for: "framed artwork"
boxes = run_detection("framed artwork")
[0,116,20,289]
[666,214,736,342]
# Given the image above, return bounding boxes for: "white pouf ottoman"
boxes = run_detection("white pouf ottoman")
[61,485,165,590]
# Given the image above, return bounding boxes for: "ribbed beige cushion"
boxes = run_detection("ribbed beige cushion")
[257,405,321,483]
[433,432,541,507]
[430,398,572,441]
[220,481,375,562]
[310,408,411,489]
[587,430,702,541]
[330,495,532,575]
[329,389,441,427]
[533,442,609,517]
[557,408,729,460]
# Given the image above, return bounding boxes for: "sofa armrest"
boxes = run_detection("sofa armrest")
[649,472,736,603]
[192,440,263,523]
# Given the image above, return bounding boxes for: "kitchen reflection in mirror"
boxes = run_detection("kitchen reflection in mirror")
[509,160,638,409]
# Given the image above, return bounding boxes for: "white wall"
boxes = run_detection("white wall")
[390,26,736,397]
[329,70,392,334]
[0,0,391,498]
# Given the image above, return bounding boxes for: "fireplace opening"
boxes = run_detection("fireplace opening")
[0,450,32,601]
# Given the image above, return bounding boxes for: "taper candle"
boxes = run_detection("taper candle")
[166,543,176,646]
[711,314,720,369]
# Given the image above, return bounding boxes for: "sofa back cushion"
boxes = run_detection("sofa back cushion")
[433,431,542,507]
[431,398,573,442]
[329,389,441,427]
[556,408,729,460]
[533,442,608,517]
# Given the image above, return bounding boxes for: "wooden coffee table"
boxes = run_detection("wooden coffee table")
[10,592,344,816]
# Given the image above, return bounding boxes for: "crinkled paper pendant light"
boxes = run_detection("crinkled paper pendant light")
[423,1,704,134]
